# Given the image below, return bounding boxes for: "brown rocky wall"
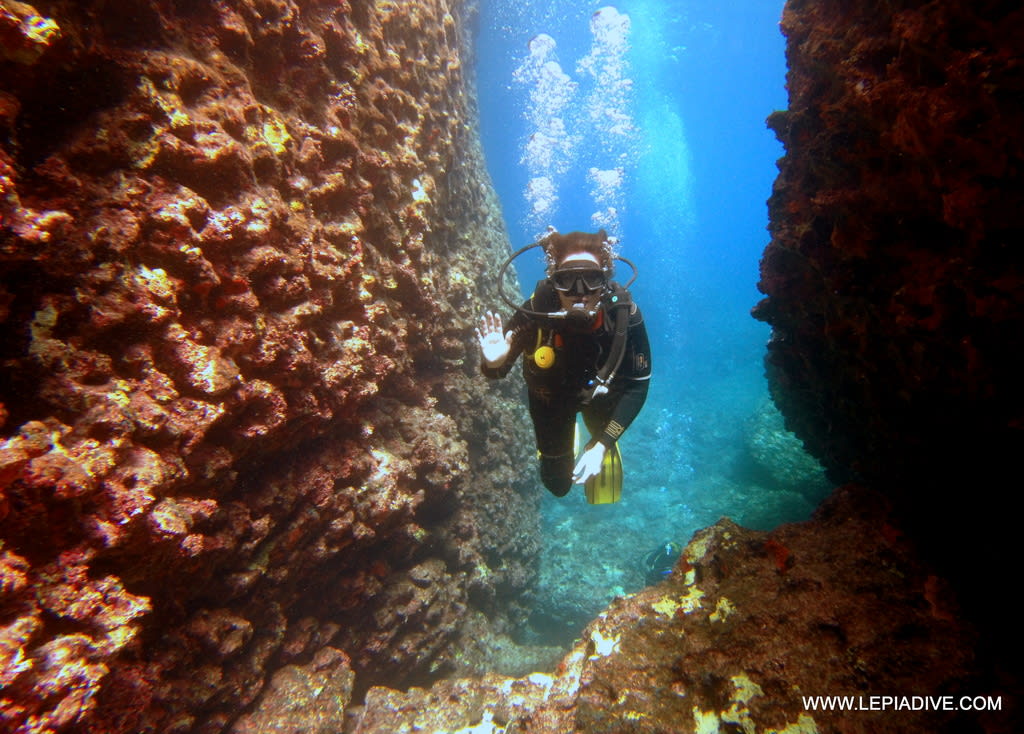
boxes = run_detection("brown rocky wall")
[753,0,1024,655]
[0,1,537,731]
[755,0,1024,494]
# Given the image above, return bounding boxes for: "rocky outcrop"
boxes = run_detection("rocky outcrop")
[0,0,537,731]
[350,486,1005,734]
[755,0,1024,496]
[741,400,827,499]
[753,0,1024,675]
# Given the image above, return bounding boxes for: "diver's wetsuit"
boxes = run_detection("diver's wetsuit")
[482,279,652,496]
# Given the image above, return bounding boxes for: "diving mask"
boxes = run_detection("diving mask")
[550,264,607,295]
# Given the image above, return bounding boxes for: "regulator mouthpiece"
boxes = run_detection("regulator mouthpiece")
[563,305,599,331]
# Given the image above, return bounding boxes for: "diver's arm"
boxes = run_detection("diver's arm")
[595,304,652,446]
[595,379,649,446]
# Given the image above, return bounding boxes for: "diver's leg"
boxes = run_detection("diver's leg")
[528,394,576,497]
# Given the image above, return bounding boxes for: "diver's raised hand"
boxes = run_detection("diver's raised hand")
[572,441,607,484]
[476,310,512,367]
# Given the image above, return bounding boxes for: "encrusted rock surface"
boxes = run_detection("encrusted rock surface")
[350,486,1008,734]
[1,0,537,731]
[755,1,1023,499]
[754,0,1024,677]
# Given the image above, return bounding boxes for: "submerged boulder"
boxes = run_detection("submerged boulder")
[350,486,994,734]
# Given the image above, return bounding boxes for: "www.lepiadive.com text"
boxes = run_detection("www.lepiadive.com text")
[802,695,1002,712]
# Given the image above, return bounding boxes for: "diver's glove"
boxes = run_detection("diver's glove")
[476,310,512,367]
[572,441,607,484]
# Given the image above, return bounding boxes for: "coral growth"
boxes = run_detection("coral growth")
[1,0,537,730]
[0,1,59,65]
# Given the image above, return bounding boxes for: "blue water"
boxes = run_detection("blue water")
[476,1,824,643]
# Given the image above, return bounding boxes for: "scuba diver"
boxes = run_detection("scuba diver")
[476,229,651,502]
[643,541,681,585]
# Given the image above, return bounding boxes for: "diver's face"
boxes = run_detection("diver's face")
[552,252,606,311]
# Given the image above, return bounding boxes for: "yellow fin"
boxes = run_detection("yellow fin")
[585,442,622,504]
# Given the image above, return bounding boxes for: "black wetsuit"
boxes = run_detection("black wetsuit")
[482,279,652,496]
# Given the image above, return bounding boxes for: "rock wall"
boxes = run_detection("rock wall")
[755,0,1024,495]
[754,0,1024,661]
[0,1,538,731]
